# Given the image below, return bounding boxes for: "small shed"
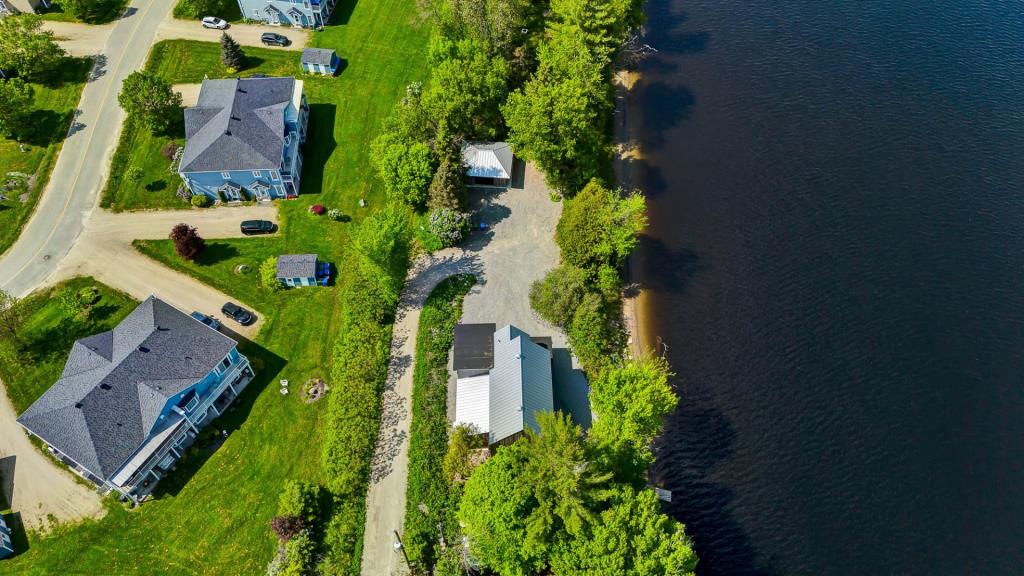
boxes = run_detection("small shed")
[462,142,514,188]
[276,254,329,287]
[301,48,339,76]
[0,514,13,559]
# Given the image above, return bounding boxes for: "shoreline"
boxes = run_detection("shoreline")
[614,68,651,359]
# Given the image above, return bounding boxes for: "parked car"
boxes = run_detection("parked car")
[201,16,228,29]
[261,32,290,47]
[241,220,276,235]
[221,302,255,326]
[190,311,221,330]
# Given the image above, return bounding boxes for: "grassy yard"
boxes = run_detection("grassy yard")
[0,57,92,255]
[0,277,137,414]
[100,41,298,212]
[38,0,129,23]
[4,0,431,572]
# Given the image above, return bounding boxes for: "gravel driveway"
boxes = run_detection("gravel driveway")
[156,17,310,49]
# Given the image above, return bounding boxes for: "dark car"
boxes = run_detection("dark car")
[261,32,290,47]
[221,302,255,326]
[190,311,221,330]
[241,219,275,235]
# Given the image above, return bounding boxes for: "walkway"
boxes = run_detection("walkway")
[360,164,563,575]
[0,0,176,298]
[51,204,278,339]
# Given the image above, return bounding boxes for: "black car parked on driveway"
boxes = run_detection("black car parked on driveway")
[241,220,276,235]
[222,302,255,326]
[261,32,290,47]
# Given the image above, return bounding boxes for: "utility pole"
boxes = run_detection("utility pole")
[393,529,412,571]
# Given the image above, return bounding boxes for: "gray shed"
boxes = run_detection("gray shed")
[301,48,339,76]
[276,254,326,287]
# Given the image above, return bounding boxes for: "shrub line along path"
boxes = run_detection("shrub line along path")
[0,0,175,298]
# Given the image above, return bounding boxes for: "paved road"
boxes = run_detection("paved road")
[43,20,115,57]
[0,382,104,531]
[360,165,564,576]
[0,0,175,298]
[51,204,279,339]
[156,17,309,49]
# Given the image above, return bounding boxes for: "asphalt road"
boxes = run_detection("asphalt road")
[0,0,175,298]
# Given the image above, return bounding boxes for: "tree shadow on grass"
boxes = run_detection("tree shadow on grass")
[149,337,285,499]
[23,109,75,147]
[297,104,337,196]
[35,56,93,89]
[145,180,168,192]
[244,55,266,72]
[198,242,241,265]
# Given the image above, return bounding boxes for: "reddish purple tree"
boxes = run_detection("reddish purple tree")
[269,515,306,541]
[169,223,205,262]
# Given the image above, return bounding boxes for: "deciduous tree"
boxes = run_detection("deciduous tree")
[260,256,282,291]
[0,289,25,346]
[503,28,611,194]
[169,223,205,261]
[555,179,646,274]
[529,264,588,328]
[424,36,510,141]
[588,355,677,461]
[0,78,34,141]
[0,15,65,79]
[118,71,183,134]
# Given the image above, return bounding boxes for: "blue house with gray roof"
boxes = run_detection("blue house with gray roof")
[178,76,308,202]
[236,0,335,28]
[17,296,254,504]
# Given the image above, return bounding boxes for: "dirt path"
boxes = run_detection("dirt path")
[50,204,280,339]
[42,20,116,57]
[0,381,104,532]
[156,17,309,49]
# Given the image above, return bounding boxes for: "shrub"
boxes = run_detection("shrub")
[77,286,100,306]
[169,223,205,262]
[529,264,588,328]
[126,166,144,182]
[270,516,306,542]
[282,530,316,576]
[327,208,343,221]
[161,142,181,161]
[308,204,326,216]
[427,208,469,248]
[260,257,281,291]
[277,480,322,525]
[191,194,212,208]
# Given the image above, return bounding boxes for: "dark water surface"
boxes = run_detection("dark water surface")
[634,2,1024,574]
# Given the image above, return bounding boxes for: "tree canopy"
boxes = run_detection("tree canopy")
[118,71,183,134]
[503,27,611,194]
[0,79,35,141]
[548,0,644,56]
[220,33,245,70]
[555,179,647,274]
[529,264,589,328]
[0,15,66,79]
[424,36,510,142]
[169,223,205,262]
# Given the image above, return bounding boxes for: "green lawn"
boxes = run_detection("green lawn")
[0,57,92,255]
[39,0,129,23]
[0,277,137,414]
[101,41,298,212]
[4,0,431,572]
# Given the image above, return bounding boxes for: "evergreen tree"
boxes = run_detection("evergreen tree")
[220,33,245,70]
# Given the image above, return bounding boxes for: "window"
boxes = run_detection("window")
[221,356,231,370]
[221,172,230,179]
[275,185,286,196]
[158,453,175,470]
[270,170,279,180]
[253,8,260,16]
[183,395,199,413]
[252,170,262,177]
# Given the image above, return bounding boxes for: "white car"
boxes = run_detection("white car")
[201,16,228,29]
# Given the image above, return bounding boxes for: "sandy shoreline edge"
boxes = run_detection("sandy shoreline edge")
[614,69,651,359]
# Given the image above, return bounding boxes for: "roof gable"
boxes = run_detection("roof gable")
[18,297,239,480]
[488,325,553,444]
[463,142,514,179]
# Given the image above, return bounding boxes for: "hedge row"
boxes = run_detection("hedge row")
[319,206,413,574]
[401,274,477,567]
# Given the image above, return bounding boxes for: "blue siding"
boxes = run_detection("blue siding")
[180,169,295,201]
[149,348,238,432]
[236,0,333,28]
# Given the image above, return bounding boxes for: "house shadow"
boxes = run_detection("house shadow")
[509,158,527,190]
[551,349,591,430]
[0,455,14,510]
[328,0,358,25]
[198,242,240,265]
[148,337,284,500]
[297,104,337,196]
[1,511,29,558]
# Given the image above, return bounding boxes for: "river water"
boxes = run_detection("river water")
[633,1,1024,574]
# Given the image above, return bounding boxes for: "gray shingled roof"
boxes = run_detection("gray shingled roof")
[276,254,318,279]
[17,297,238,482]
[302,48,336,66]
[179,77,295,173]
